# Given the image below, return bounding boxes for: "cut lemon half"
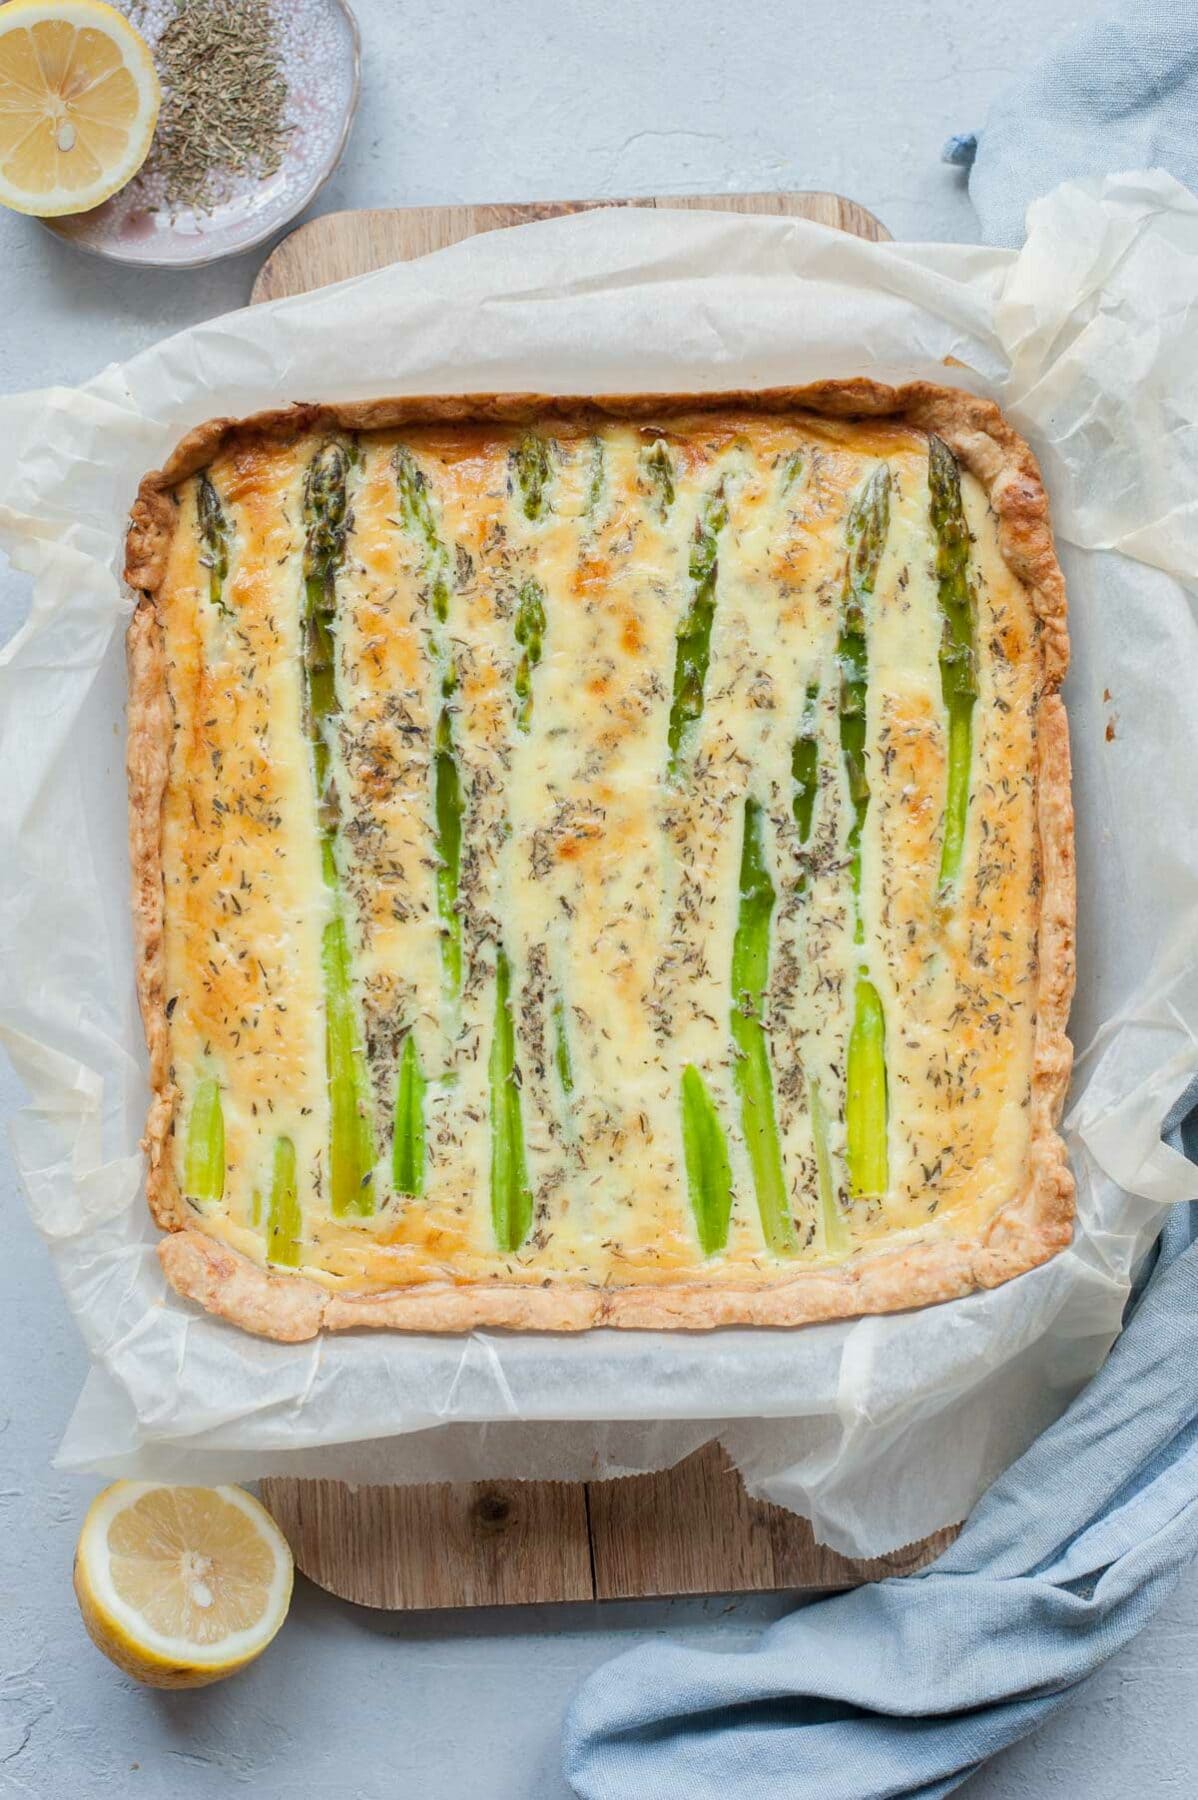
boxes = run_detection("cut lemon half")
[73,1482,293,1688]
[0,0,159,216]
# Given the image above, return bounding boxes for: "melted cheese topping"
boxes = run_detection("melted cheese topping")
[156,412,1042,1293]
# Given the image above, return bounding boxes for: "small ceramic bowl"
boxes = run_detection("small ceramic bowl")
[43,0,360,270]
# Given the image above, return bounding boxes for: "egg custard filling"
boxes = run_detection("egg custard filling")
[125,384,1074,1340]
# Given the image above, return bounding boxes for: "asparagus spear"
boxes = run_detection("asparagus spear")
[680,1063,734,1256]
[838,464,891,1199]
[393,447,464,994]
[928,435,978,891]
[513,578,546,733]
[196,472,231,615]
[489,947,532,1253]
[182,1076,224,1202]
[839,466,890,893]
[666,483,729,776]
[303,442,377,1218]
[395,447,451,623]
[266,1136,301,1267]
[585,436,605,519]
[845,977,887,1198]
[552,996,574,1096]
[392,1031,426,1198]
[788,685,850,1252]
[640,439,675,518]
[731,798,797,1256]
[791,680,820,886]
[434,704,463,994]
[779,448,805,495]
[513,432,552,521]
[321,909,375,1217]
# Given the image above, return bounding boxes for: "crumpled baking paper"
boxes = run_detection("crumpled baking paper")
[2,169,1196,1558]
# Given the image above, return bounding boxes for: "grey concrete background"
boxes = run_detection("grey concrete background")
[4,1,1197,1795]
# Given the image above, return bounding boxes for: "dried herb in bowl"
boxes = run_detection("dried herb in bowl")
[134,0,291,215]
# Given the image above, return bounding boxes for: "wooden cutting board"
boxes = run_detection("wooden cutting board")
[262,1446,954,1610]
[253,190,951,1611]
[250,190,889,302]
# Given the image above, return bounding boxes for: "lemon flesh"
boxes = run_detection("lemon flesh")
[0,0,160,216]
[73,1482,293,1688]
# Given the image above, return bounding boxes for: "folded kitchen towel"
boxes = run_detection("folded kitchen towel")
[562,1091,1198,1799]
[942,5,1198,244]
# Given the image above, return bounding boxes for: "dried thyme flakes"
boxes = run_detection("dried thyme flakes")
[136,0,291,215]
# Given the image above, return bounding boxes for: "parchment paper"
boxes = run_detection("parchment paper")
[2,170,1196,1558]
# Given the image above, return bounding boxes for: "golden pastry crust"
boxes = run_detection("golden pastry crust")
[127,598,185,1233]
[127,380,1075,1340]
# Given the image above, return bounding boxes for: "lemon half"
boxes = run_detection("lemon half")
[0,0,160,216]
[73,1482,293,1688]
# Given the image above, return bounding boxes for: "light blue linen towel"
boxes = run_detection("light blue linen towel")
[563,7,1198,1790]
[944,5,1198,245]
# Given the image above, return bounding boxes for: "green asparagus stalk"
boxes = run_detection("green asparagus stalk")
[791,680,820,885]
[839,466,889,894]
[434,705,464,994]
[845,1013,888,1200]
[640,439,675,518]
[779,448,805,494]
[513,578,547,733]
[303,442,377,1218]
[845,977,887,1198]
[789,685,850,1252]
[182,1076,224,1202]
[666,483,729,776]
[393,447,463,994]
[392,1031,426,1198]
[513,432,552,521]
[395,447,451,623]
[552,996,574,1096]
[928,435,978,891]
[490,947,533,1253]
[680,1063,734,1256]
[838,464,892,1199]
[196,472,231,615]
[731,798,797,1256]
[585,436,605,518]
[322,910,375,1216]
[266,1136,301,1266]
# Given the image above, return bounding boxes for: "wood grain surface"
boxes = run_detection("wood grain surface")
[263,1445,954,1611]
[253,187,951,1614]
[263,1470,594,1610]
[250,189,890,302]
[586,1448,956,1601]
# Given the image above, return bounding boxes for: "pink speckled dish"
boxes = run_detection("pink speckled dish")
[43,0,360,270]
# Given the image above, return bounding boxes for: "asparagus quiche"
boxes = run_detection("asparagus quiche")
[125,382,1075,1342]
